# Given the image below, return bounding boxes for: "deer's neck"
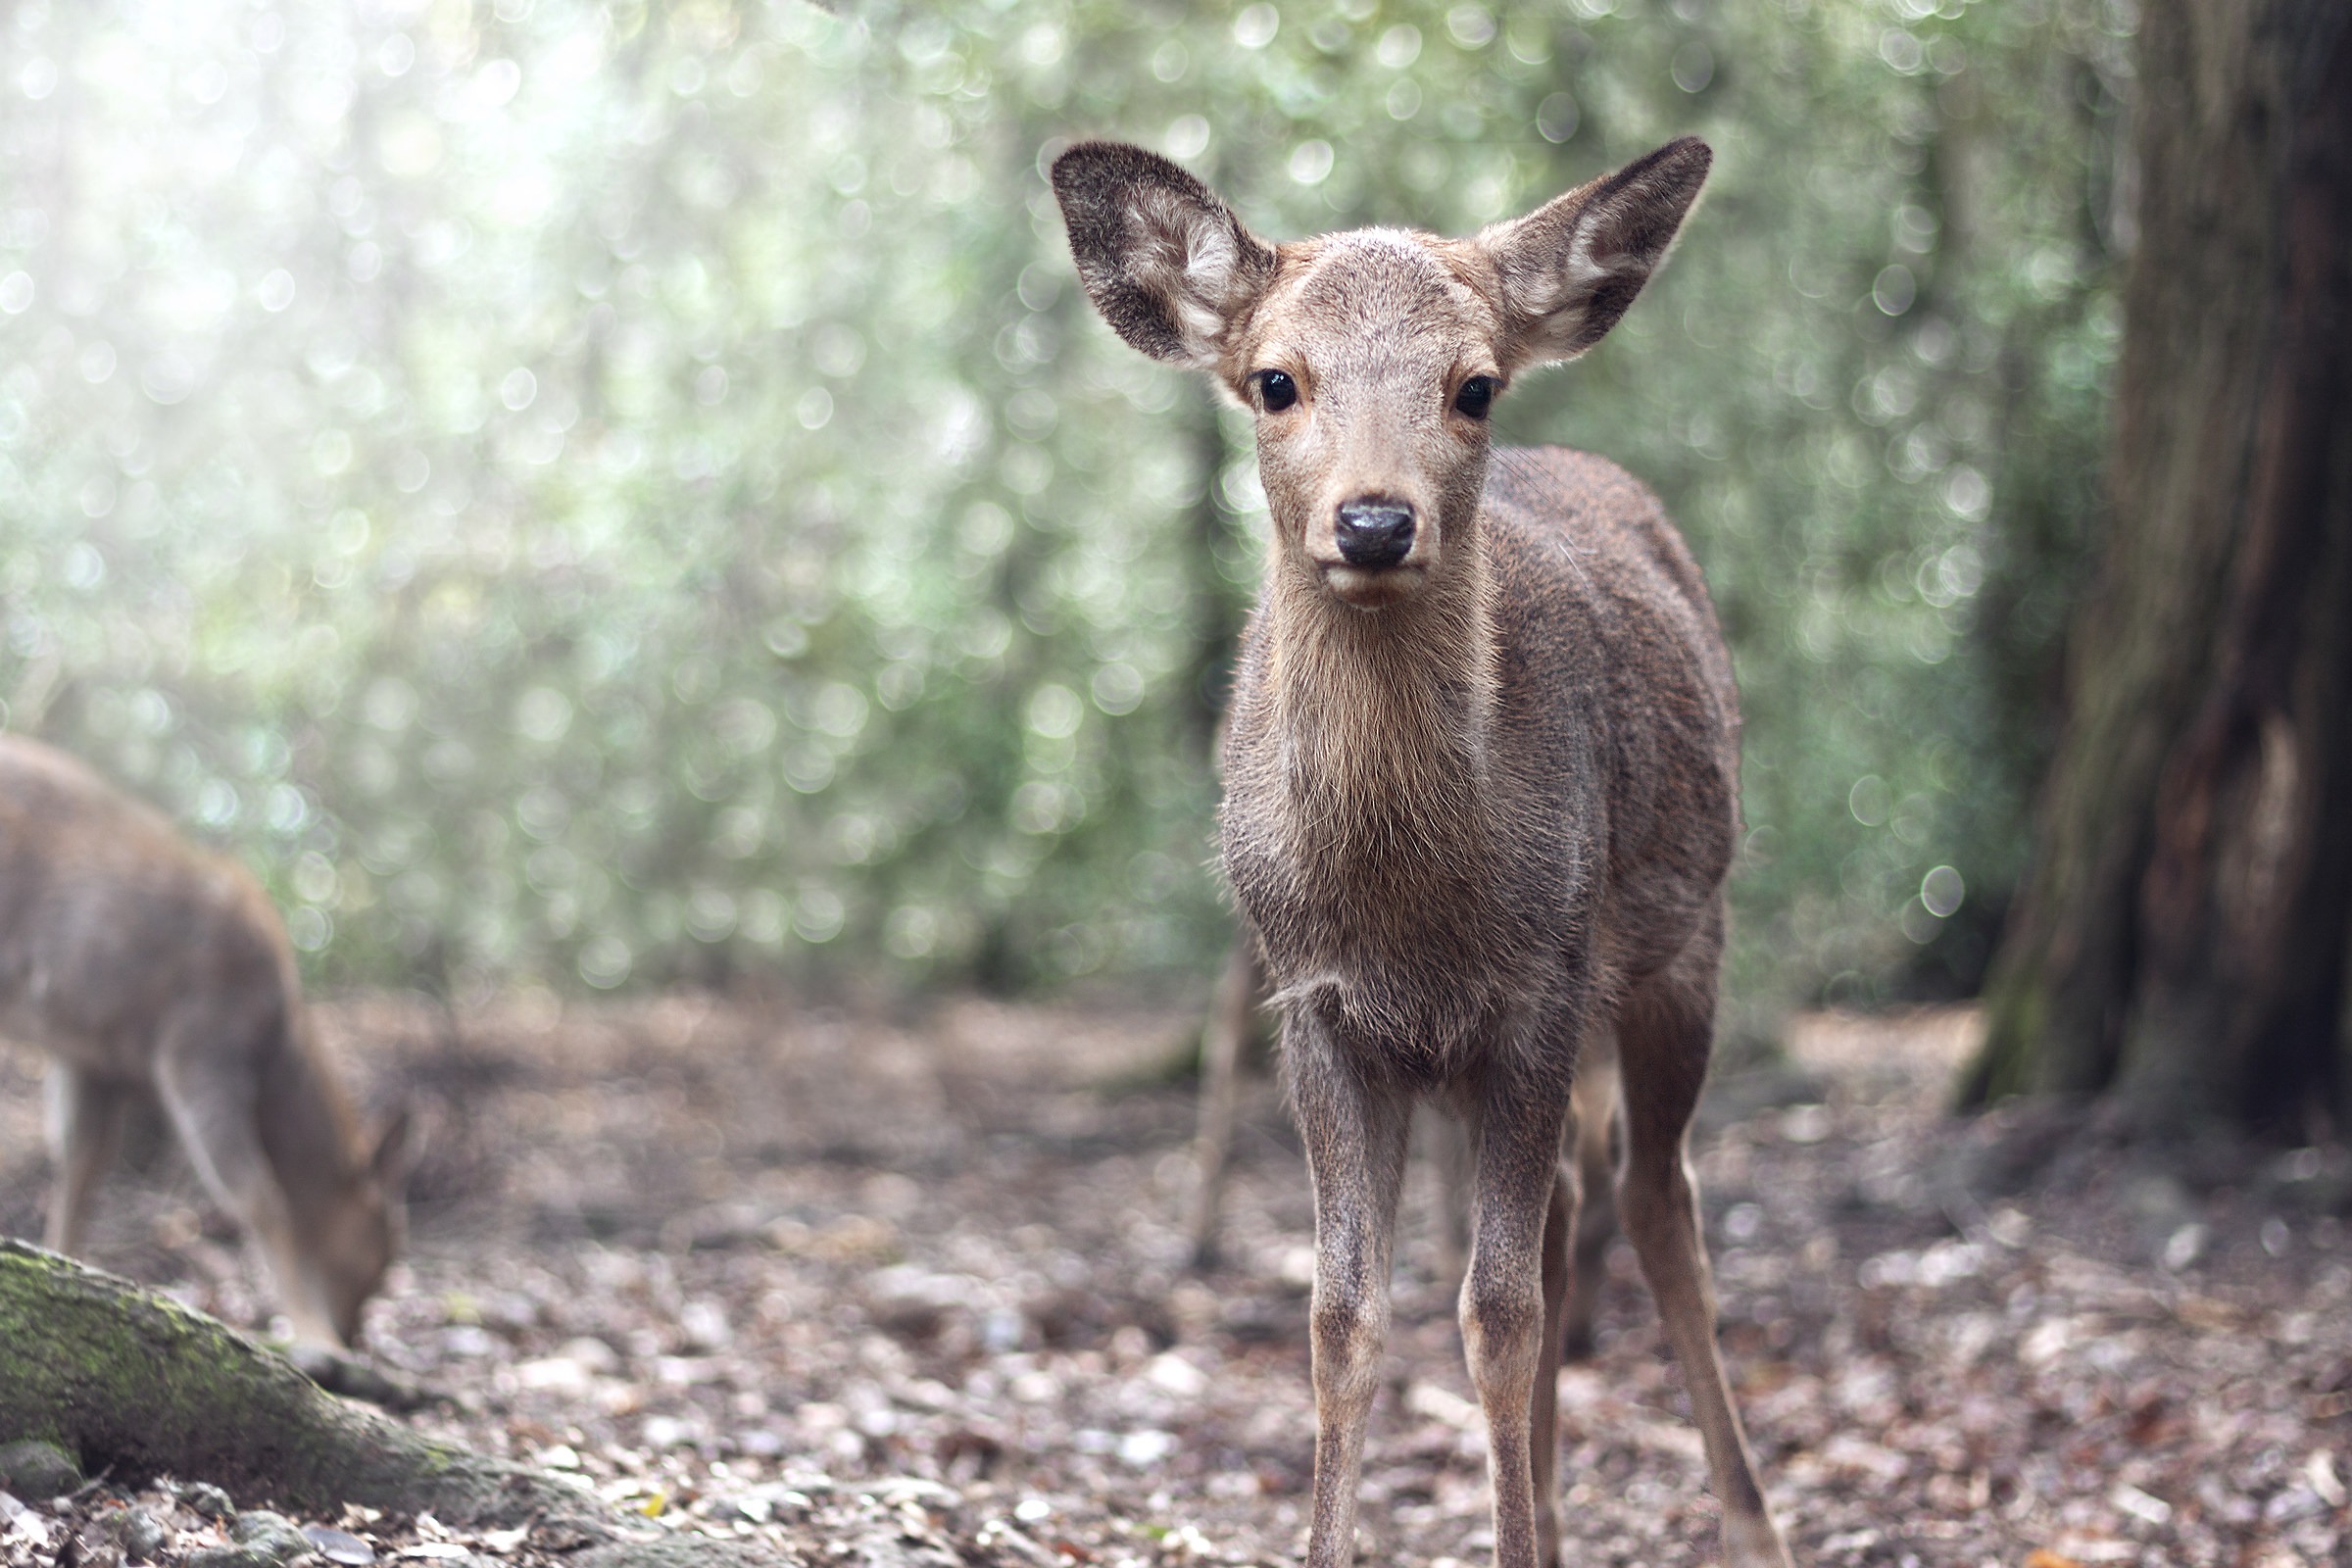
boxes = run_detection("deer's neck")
[257,1007,369,1220]
[1264,548,1501,875]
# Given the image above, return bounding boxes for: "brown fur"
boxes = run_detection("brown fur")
[1185,933,1621,1364]
[0,734,409,1347]
[1055,138,1790,1568]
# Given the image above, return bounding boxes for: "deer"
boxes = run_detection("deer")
[0,733,412,1348]
[1054,137,1791,1568]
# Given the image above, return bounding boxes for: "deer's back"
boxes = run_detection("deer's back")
[0,736,293,1079]
[1482,445,1740,977]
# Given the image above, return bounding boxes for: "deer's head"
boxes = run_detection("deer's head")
[300,1105,416,1348]
[1054,138,1709,611]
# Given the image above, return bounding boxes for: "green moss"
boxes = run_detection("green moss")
[0,1243,783,1566]
[1957,973,2044,1108]
[0,1439,81,1498]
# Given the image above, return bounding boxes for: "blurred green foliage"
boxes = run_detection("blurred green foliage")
[0,0,2129,1008]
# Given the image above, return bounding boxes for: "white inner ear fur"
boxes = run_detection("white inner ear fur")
[1525,210,1629,320]
[1131,187,1243,362]
[1483,194,1662,368]
[1563,229,1617,293]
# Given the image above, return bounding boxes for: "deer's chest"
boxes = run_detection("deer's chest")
[1222,800,1577,1076]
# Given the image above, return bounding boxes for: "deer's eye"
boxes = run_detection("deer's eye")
[1255,369,1298,413]
[1453,376,1500,419]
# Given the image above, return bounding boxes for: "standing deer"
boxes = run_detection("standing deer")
[0,734,410,1348]
[1054,139,1790,1568]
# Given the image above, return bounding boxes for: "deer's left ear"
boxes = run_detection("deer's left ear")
[1052,140,1277,370]
[1476,136,1711,369]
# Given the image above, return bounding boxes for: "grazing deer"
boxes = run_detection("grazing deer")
[1054,139,1790,1568]
[0,734,410,1348]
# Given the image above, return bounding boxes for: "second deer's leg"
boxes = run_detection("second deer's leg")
[1563,1042,1621,1360]
[1290,1025,1412,1568]
[1186,937,1261,1270]
[43,1061,129,1255]
[1429,1107,1475,1292]
[1460,1080,1573,1568]
[1614,973,1791,1568]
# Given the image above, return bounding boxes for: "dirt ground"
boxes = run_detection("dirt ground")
[4,990,2350,1568]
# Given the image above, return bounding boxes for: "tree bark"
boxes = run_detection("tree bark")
[0,1241,773,1568]
[1964,0,2352,1135]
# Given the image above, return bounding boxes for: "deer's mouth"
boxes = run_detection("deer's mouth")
[1319,560,1427,609]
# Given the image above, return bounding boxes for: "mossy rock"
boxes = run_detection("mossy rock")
[0,1438,81,1500]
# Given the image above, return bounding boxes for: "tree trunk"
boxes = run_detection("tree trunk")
[0,1241,768,1568]
[1964,0,2352,1135]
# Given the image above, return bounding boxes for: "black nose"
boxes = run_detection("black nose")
[1334,499,1416,569]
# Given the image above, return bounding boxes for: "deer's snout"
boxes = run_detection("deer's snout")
[1334,499,1416,570]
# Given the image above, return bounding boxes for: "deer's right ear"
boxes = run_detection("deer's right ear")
[1476,136,1711,369]
[1051,141,1275,370]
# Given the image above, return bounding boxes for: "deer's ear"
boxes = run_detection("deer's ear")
[1052,141,1276,369]
[1477,136,1711,369]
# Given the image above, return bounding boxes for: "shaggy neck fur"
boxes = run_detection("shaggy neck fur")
[1263,526,1503,912]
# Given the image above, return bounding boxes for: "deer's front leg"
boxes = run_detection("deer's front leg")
[1288,1019,1412,1568]
[1461,1078,1573,1568]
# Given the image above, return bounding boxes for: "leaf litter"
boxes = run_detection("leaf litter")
[2,993,2348,1567]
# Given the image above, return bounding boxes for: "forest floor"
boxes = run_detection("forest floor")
[4,990,2351,1568]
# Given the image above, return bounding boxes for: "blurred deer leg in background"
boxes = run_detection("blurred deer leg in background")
[1186,936,1262,1271]
[1428,1107,1475,1291]
[1564,1041,1621,1361]
[43,1063,130,1256]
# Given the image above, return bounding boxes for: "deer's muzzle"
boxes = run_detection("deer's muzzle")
[1333,499,1416,569]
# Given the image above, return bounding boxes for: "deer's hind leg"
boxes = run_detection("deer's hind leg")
[1612,933,1790,1568]
[43,1060,131,1255]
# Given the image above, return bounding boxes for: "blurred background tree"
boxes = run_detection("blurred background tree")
[0,0,2130,1021]
[1965,0,2352,1137]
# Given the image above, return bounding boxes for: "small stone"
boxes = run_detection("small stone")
[230,1509,313,1563]
[72,1525,128,1568]
[112,1506,172,1561]
[187,1547,277,1568]
[301,1525,376,1566]
[179,1483,236,1521]
[0,1441,79,1502]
